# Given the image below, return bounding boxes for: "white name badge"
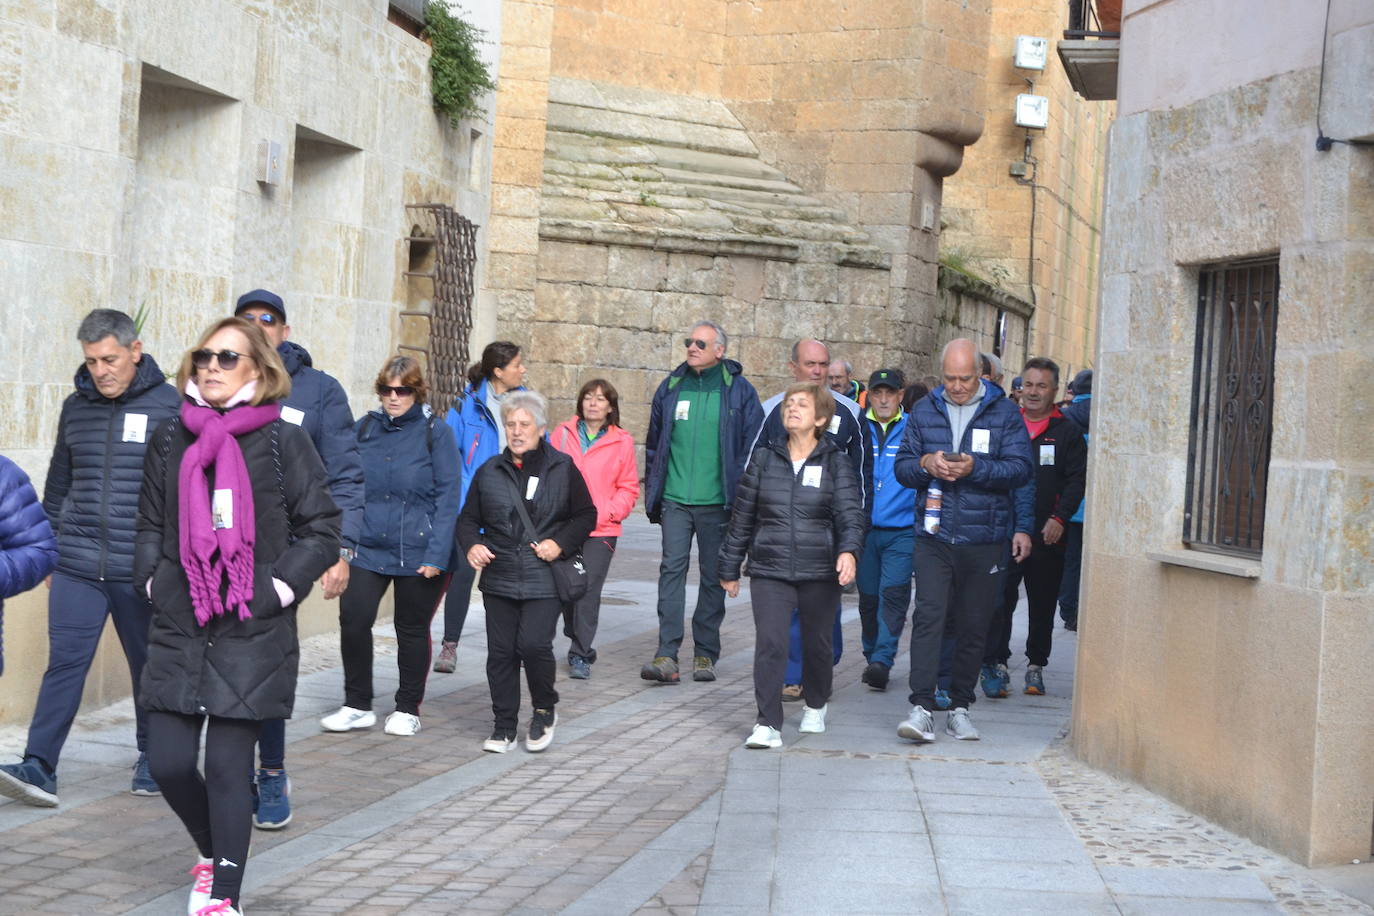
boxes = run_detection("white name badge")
[675,400,691,421]
[828,415,841,435]
[212,489,234,530]
[122,413,147,443]
[802,465,823,488]
[526,476,540,500]
[280,406,305,426]
[1040,444,1056,466]
[970,428,990,453]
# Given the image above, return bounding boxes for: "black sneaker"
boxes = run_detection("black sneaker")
[861,662,890,691]
[0,758,58,807]
[526,708,557,752]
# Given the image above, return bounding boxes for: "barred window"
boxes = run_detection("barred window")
[1183,260,1279,557]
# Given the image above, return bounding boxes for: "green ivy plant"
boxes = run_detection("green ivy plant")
[424,1,497,127]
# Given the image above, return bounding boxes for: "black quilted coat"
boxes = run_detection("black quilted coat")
[717,436,867,582]
[134,411,341,720]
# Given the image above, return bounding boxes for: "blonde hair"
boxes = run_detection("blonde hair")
[782,381,835,441]
[177,317,291,404]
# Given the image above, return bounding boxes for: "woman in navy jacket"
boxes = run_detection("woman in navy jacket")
[321,357,461,738]
[0,455,59,677]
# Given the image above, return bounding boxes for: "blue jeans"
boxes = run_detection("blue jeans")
[257,719,286,770]
[857,527,914,667]
[784,609,842,685]
[25,573,151,771]
[655,501,729,662]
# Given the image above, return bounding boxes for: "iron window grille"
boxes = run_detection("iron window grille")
[401,203,478,413]
[1182,259,1279,557]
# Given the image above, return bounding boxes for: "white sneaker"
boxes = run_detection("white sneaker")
[897,705,936,743]
[482,732,517,754]
[319,706,375,732]
[187,856,213,914]
[193,899,243,915]
[945,707,980,740]
[383,712,421,736]
[798,704,827,734]
[745,724,782,749]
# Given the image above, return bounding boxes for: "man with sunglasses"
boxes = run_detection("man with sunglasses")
[233,289,364,830]
[0,309,180,808]
[643,322,764,683]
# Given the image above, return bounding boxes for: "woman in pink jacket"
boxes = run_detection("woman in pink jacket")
[550,379,640,679]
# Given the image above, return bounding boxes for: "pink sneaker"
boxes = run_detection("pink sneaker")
[194,898,242,915]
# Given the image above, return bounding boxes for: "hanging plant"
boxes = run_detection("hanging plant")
[424,1,497,127]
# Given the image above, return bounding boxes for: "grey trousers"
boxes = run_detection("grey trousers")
[562,536,617,662]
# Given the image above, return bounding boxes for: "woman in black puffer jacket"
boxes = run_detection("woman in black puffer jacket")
[719,382,866,750]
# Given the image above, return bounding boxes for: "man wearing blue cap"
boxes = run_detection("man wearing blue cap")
[234,289,364,829]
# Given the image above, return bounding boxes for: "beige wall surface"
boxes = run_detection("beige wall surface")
[0,0,500,726]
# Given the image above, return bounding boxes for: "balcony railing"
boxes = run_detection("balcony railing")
[1065,0,1121,39]
[1058,0,1120,100]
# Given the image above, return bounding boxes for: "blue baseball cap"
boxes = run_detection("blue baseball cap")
[234,289,286,322]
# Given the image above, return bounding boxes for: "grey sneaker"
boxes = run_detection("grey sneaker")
[692,656,716,681]
[945,707,980,741]
[640,656,681,683]
[432,640,458,673]
[897,706,936,743]
[1024,664,1046,695]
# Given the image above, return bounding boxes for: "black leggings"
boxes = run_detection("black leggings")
[146,711,260,903]
[339,567,449,714]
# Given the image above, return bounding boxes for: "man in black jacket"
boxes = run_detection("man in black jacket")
[233,288,364,830]
[982,358,1086,696]
[0,309,180,807]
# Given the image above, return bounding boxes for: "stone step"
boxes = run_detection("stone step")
[547,103,757,158]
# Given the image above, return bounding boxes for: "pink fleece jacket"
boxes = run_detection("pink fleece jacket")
[550,419,640,538]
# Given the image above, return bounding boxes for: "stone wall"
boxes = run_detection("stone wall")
[0,0,500,725]
[934,268,1033,381]
[1073,3,1374,864]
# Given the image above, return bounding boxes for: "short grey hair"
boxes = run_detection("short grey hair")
[77,309,138,347]
[830,359,853,374]
[500,390,548,430]
[692,321,728,352]
[981,352,1003,381]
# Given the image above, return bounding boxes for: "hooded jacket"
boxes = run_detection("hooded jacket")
[644,359,764,523]
[445,378,528,507]
[0,456,58,676]
[550,419,640,537]
[276,340,364,549]
[44,354,181,582]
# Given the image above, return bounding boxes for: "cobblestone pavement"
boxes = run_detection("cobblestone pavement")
[1,515,1370,914]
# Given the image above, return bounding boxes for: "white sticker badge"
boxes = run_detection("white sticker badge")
[674,400,691,421]
[970,428,991,454]
[212,489,234,530]
[525,476,540,500]
[122,413,147,444]
[1040,443,1056,466]
[280,406,305,426]
[828,415,841,435]
[802,465,823,488]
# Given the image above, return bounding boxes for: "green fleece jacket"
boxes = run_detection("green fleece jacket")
[663,363,726,505]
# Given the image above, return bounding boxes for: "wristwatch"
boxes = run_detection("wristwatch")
[339,547,356,564]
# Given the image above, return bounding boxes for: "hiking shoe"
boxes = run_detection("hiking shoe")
[482,731,517,754]
[745,724,782,749]
[861,662,890,691]
[432,639,458,673]
[799,705,827,734]
[254,769,291,830]
[193,899,242,915]
[934,688,952,710]
[131,752,160,796]
[945,707,980,741]
[384,712,421,736]
[640,656,680,683]
[569,656,592,679]
[0,758,58,807]
[1024,664,1046,696]
[320,706,375,732]
[980,664,1008,699]
[188,856,214,914]
[692,656,716,681]
[897,706,936,744]
[781,684,804,702]
[526,708,557,752]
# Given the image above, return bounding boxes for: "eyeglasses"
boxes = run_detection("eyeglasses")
[684,337,713,350]
[242,312,280,325]
[376,385,416,397]
[192,349,250,370]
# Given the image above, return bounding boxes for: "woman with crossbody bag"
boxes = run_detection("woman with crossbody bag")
[457,391,597,754]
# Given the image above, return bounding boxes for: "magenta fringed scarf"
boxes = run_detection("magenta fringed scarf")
[178,399,281,626]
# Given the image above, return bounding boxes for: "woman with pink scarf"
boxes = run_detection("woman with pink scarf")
[134,317,340,916]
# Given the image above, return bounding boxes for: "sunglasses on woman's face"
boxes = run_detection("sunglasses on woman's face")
[377,385,415,397]
[192,349,249,370]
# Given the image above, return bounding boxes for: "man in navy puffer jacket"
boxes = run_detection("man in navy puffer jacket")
[893,339,1033,744]
[0,455,58,677]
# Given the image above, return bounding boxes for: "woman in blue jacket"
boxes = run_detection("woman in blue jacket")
[0,455,59,677]
[432,341,527,674]
[321,357,461,737]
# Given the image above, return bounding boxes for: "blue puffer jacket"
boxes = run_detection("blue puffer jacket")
[43,354,181,582]
[277,341,365,549]
[0,456,59,676]
[1062,394,1091,524]
[644,359,765,523]
[893,381,1034,545]
[445,379,527,507]
[354,403,462,575]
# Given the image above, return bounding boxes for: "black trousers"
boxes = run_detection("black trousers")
[484,593,562,734]
[339,567,448,714]
[984,542,1066,668]
[441,560,477,643]
[561,536,617,663]
[751,577,839,729]
[908,538,1008,710]
[146,711,259,902]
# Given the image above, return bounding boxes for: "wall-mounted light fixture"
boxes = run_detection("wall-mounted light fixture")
[1014,35,1048,71]
[257,140,283,186]
[1015,94,1049,130]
